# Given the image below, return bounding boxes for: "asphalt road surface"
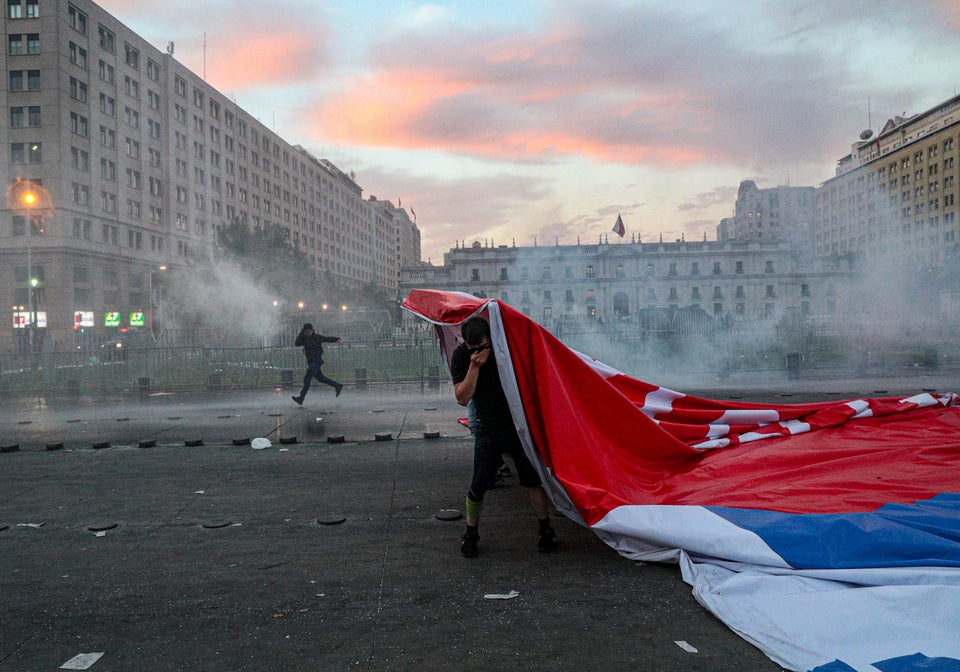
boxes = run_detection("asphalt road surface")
[3,375,955,671]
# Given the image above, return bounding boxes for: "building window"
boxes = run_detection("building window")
[764,260,774,273]
[100,191,117,213]
[70,146,89,171]
[69,77,88,102]
[99,93,115,116]
[124,43,139,69]
[99,125,116,147]
[68,4,88,33]
[146,59,160,81]
[68,42,86,67]
[124,137,140,158]
[98,60,115,83]
[124,76,139,98]
[712,261,722,275]
[72,182,89,205]
[67,111,87,137]
[72,217,92,240]
[98,25,115,53]
[735,261,744,274]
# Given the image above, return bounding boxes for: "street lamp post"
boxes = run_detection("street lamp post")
[148,264,167,341]
[8,180,48,356]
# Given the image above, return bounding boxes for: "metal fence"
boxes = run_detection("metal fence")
[2,323,958,397]
[0,336,451,397]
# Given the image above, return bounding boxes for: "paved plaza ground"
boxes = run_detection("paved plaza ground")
[2,372,956,671]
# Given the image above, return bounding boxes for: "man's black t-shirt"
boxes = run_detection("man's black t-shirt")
[450,344,513,431]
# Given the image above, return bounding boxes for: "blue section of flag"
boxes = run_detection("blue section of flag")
[710,493,960,570]
[873,652,960,672]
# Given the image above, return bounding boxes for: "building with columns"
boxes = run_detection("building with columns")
[401,238,853,330]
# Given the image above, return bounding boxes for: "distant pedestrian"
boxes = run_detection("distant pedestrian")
[450,316,556,557]
[291,323,342,405]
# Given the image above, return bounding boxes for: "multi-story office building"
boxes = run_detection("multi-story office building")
[401,238,853,328]
[717,180,816,250]
[1,0,420,349]
[816,93,960,267]
[367,197,419,299]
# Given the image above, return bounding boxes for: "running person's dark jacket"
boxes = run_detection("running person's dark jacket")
[295,331,339,364]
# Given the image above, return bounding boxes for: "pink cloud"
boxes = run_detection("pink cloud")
[205,31,325,90]
[93,1,329,90]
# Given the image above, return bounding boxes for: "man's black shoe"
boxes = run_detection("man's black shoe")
[461,528,479,557]
[538,526,558,553]
[292,396,304,406]
[335,383,343,397]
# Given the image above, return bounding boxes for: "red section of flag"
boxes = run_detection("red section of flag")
[402,289,960,522]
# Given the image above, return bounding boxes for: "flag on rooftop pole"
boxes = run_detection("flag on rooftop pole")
[612,213,625,238]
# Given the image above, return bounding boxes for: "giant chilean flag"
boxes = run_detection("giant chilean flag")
[403,289,960,672]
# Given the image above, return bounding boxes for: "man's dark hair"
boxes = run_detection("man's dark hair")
[461,316,490,346]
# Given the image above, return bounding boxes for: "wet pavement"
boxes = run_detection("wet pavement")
[1,375,957,671]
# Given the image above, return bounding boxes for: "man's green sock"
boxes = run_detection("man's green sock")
[465,494,484,520]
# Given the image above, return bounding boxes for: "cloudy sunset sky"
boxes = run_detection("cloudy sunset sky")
[96,0,960,263]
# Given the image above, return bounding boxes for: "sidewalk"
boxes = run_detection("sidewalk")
[0,387,790,671]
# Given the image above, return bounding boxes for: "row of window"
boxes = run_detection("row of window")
[471,259,780,282]
[7,33,39,54]
[7,0,39,19]
[501,284,803,304]
[514,300,830,320]
[11,212,165,253]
